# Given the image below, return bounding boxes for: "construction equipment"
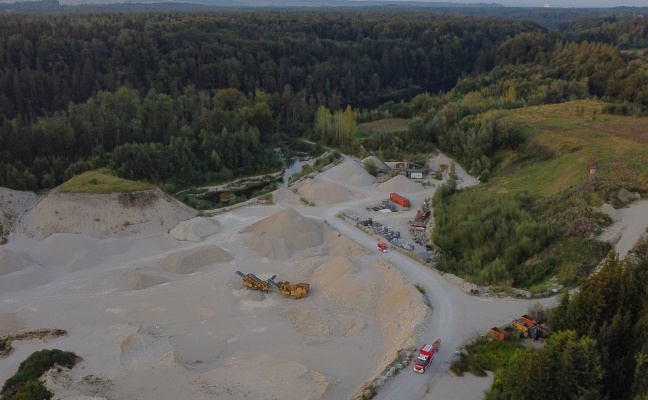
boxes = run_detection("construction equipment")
[489,327,508,341]
[520,314,551,338]
[512,319,539,340]
[235,271,275,293]
[269,278,310,299]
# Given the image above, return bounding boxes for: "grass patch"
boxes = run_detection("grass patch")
[450,335,522,377]
[432,100,646,289]
[59,169,153,194]
[357,118,410,137]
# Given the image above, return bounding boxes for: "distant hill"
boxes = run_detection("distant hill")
[3,0,648,29]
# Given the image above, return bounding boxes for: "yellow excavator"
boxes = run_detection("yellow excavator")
[235,271,276,293]
[269,278,310,299]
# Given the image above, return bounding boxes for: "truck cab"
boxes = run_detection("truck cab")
[377,242,389,253]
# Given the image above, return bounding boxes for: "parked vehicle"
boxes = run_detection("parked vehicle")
[414,339,441,373]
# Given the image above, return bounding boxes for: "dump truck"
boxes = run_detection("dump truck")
[377,242,390,253]
[235,271,275,293]
[414,339,441,373]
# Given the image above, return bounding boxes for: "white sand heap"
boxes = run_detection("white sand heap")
[311,256,379,312]
[378,174,423,193]
[159,245,233,274]
[169,217,220,242]
[297,178,362,204]
[328,161,375,186]
[126,269,170,291]
[22,188,195,240]
[241,208,323,260]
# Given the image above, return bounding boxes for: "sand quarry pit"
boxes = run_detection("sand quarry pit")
[0,187,428,400]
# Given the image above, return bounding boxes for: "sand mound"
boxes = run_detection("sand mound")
[159,245,233,274]
[22,188,195,240]
[279,308,365,337]
[169,217,220,242]
[241,208,323,260]
[0,313,25,332]
[328,161,375,186]
[120,326,184,367]
[378,174,423,193]
[324,230,369,257]
[297,178,361,204]
[126,269,170,291]
[311,256,379,311]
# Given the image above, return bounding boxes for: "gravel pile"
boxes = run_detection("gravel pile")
[328,161,375,186]
[378,175,423,193]
[159,245,233,274]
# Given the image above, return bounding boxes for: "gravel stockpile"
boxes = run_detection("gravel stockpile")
[159,245,233,274]
[328,161,375,186]
[378,175,423,193]
[297,178,361,204]
[242,208,323,260]
[169,217,220,242]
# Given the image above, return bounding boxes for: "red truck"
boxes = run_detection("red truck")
[414,339,441,373]
[377,242,390,253]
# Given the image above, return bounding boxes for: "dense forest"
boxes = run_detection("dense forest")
[0,12,543,190]
[486,253,648,400]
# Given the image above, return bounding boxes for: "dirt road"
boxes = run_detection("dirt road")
[300,156,557,399]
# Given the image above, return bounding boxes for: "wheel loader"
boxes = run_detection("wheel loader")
[269,278,310,299]
[235,271,275,293]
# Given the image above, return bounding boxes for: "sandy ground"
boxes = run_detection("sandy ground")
[1,155,645,400]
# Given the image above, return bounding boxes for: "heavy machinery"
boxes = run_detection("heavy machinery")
[414,339,441,373]
[235,271,275,293]
[269,278,310,299]
[512,319,539,340]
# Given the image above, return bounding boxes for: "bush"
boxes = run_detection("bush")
[2,349,77,396]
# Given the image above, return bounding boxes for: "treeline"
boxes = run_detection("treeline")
[559,14,648,49]
[0,12,543,191]
[0,12,541,120]
[0,86,283,191]
[488,255,648,400]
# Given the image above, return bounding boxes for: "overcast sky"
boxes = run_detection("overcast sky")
[455,0,648,7]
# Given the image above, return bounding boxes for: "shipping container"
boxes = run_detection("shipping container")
[390,192,410,208]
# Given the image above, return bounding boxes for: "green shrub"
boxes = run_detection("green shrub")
[2,349,77,396]
[10,379,52,400]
